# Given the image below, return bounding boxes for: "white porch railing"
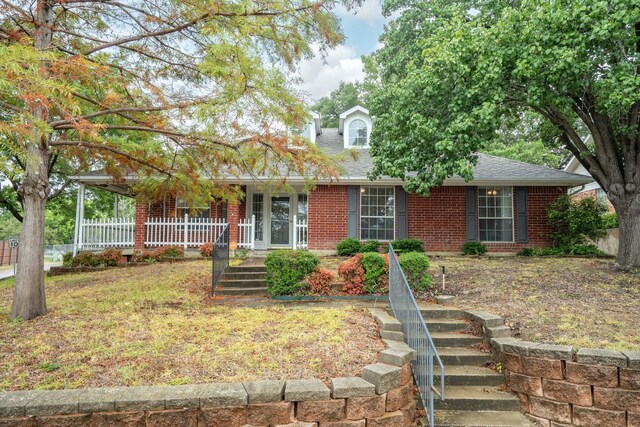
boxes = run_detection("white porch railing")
[237,215,255,249]
[292,215,308,250]
[79,217,135,250]
[145,215,228,248]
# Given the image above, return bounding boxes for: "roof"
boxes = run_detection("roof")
[70,128,594,190]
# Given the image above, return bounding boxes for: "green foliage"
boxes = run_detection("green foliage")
[151,246,184,258]
[62,252,73,267]
[391,239,424,253]
[337,238,362,256]
[71,252,100,267]
[601,213,619,230]
[361,252,387,293]
[311,82,364,128]
[337,253,366,295]
[548,195,607,247]
[98,248,123,267]
[399,252,432,291]
[462,242,487,255]
[132,250,157,263]
[264,250,320,296]
[306,267,335,296]
[517,245,605,257]
[361,240,380,253]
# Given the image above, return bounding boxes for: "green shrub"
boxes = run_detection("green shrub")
[97,248,123,266]
[337,238,362,256]
[361,252,387,293]
[71,252,100,267]
[337,253,366,295]
[265,250,320,296]
[62,252,73,267]
[462,242,487,255]
[601,212,619,229]
[391,238,424,253]
[548,195,607,247]
[361,240,380,253]
[132,250,157,263]
[399,252,432,291]
[516,247,538,256]
[152,246,184,258]
[565,244,606,256]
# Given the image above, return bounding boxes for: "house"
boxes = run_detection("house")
[563,138,615,212]
[70,106,593,254]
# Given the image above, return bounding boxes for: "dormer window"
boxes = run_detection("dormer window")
[349,119,368,147]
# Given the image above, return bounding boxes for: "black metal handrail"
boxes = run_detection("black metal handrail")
[211,225,229,295]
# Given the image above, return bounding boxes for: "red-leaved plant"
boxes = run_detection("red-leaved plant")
[338,253,366,295]
[306,267,334,295]
[200,242,213,257]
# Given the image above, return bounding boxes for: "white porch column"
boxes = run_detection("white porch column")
[73,184,85,256]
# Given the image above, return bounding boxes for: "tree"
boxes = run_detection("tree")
[0,0,354,320]
[312,82,364,127]
[366,0,640,269]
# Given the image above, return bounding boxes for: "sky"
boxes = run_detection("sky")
[296,0,390,101]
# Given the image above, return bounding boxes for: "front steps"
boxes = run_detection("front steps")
[214,265,268,296]
[416,305,534,427]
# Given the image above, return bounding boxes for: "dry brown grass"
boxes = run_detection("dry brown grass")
[0,261,384,391]
[426,256,640,351]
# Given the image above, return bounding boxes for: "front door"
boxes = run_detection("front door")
[270,196,290,246]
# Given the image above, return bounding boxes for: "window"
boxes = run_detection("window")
[478,187,513,242]
[360,186,394,240]
[175,197,210,219]
[252,194,264,241]
[349,119,368,147]
[297,194,308,220]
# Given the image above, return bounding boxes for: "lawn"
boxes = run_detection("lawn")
[426,256,640,351]
[0,261,384,391]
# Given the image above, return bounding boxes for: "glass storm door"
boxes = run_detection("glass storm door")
[270,196,290,245]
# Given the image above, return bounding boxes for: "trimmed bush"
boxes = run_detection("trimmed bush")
[71,252,100,267]
[97,248,123,266]
[361,240,380,253]
[338,253,365,295]
[462,241,487,255]
[306,267,334,295]
[200,242,213,257]
[151,246,184,258]
[391,238,424,253]
[62,252,73,267]
[399,252,432,291]
[361,252,387,293]
[265,250,320,296]
[337,238,362,256]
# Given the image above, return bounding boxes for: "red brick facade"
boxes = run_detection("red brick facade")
[571,188,616,212]
[308,185,349,250]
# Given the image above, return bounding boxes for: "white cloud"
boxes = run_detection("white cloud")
[336,0,384,24]
[296,44,365,100]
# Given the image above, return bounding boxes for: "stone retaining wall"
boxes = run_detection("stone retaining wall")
[0,309,417,427]
[465,310,640,427]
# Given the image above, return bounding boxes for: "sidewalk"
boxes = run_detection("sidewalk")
[0,262,62,280]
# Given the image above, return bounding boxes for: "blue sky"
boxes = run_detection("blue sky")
[297,0,390,100]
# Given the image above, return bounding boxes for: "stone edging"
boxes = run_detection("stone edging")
[463,309,640,426]
[0,308,418,427]
[48,257,205,276]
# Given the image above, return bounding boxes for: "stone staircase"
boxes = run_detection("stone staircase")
[417,305,534,427]
[215,265,268,296]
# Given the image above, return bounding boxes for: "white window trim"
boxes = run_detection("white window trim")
[175,197,210,218]
[478,186,515,243]
[360,185,395,241]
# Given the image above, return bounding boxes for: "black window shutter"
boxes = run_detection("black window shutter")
[396,186,408,239]
[516,187,529,243]
[465,187,478,242]
[347,186,359,238]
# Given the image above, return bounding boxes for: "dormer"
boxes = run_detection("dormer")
[338,106,371,149]
[299,111,322,144]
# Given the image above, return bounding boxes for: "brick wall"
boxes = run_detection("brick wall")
[408,186,567,252]
[572,188,616,212]
[308,185,349,250]
[469,311,640,427]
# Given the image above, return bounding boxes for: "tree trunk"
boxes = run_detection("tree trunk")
[615,196,640,270]
[10,147,50,320]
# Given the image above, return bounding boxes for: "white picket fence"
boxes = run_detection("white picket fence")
[79,218,135,250]
[79,215,256,250]
[292,215,308,250]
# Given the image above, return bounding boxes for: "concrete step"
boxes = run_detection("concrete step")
[419,305,464,320]
[426,319,468,333]
[438,347,492,366]
[434,386,521,412]
[434,365,505,386]
[429,410,535,426]
[221,271,266,280]
[431,332,482,348]
[226,265,266,273]
[218,278,266,288]
[215,287,268,296]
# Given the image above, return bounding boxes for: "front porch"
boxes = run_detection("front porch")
[72,184,309,253]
